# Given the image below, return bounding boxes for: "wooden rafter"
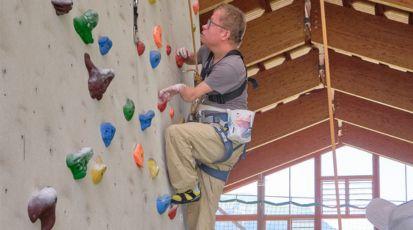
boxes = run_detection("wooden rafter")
[341,123,413,165]
[248,49,321,111]
[311,0,413,71]
[249,89,329,151]
[330,50,413,113]
[335,91,413,143]
[226,120,337,187]
[368,0,413,12]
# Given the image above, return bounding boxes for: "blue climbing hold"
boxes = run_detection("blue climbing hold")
[98,36,112,55]
[100,122,116,147]
[149,50,161,69]
[156,195,171,215]
[139,110,155,131]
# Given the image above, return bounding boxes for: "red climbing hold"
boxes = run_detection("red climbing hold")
[166,45,171,56]
[168,205,178,220]
[28,187,57,230]
[137,41,145,56]
[175,54,185,68]
[157,100,167,112]
[84,53,115,100]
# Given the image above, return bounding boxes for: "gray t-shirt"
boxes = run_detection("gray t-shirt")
[197,46,248,110]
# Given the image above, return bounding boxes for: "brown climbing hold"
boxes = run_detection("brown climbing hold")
[51,0,73,15]
[28,187,57,230]
[84,53,115,100]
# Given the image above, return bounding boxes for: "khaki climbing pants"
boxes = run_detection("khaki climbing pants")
[165,122,244,230]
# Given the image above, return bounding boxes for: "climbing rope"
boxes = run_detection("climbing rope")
[318,0,343,229]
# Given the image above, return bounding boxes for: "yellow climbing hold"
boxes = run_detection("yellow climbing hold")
[148,0,156,4]
[91,156,107,184]
[147,158,159,178]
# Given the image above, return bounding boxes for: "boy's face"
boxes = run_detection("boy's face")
[201,9,229,47]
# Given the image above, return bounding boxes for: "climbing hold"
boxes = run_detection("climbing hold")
[84,53,115,100]
[153,25,162,48]
[73,10,99,44]
[166,44,171,56]
[133,144,144,167]
[136,41,145,56]
[139,110,155,131]
[147,158,159,178]
[168,205,178,220]
[192,0,199,15]
[192,24,196,33]
[123,98,135,121]
[91,156,107,184]
[169,107,175,119]
[66,147,94,180]
[149,50,161,69]
[28,187,57,230]
[148,0,156,4]
[51,0,73,15]
[100,122,116,147]
[98,36,113,56]
[156,195,171,215]
[157,100,167,112]
[175,54,184,68]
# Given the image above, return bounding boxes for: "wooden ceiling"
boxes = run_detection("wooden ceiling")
[199,0,413,191]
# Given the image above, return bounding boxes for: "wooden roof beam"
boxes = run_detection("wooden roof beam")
[330,50,413,113]
[248,49,321,111]
[240,0,305,66]
[341,123,413,165]
[311,0,413,72]
[226,121,337,187]
[249,88,329,151]
[335,91,413,143]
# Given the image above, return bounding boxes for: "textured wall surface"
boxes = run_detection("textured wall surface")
[0,0,199,229]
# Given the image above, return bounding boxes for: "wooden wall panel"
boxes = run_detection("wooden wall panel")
[312,1,413,71]
[248,49,320,111]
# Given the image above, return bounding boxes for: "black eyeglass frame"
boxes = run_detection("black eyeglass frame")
[206,19,229,30]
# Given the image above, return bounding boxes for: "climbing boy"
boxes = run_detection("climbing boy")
[158,4,248,229]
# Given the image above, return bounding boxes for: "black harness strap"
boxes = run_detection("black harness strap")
[201,50,248,104]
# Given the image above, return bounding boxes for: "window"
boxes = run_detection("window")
[322,146,372,177]
[218,181,257,215]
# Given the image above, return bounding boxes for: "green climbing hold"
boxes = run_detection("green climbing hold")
[123,98,135,121]
[66,147,94,180]
[73,10,99,44]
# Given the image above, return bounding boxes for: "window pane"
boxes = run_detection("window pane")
[349,180,372,214]
[291,159,315,215]
[216,221,257,230]
[322,219,338,230]
[407,165,413,201]
[265,168,289,215]
[380,157,406,204]
[219,182,257,215]
[342,218,374,230]
[322,180,346,215]
[292,219,314,229]
[266,221,287,230]
[322,146,372,177]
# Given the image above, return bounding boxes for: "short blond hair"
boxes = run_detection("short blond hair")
[215,4,246,45]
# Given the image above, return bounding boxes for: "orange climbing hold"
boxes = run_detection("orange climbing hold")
[133,144,144,168]
[169,107,175,119]
[153,25,162,48]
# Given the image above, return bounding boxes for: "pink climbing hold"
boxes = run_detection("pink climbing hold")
[192,0,199,15]
[137,41,145,56]
[166,45,171,56]
[175,54,184,68]
[28,187,57,230]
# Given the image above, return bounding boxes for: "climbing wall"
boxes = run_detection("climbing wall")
[0,0,199,229]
